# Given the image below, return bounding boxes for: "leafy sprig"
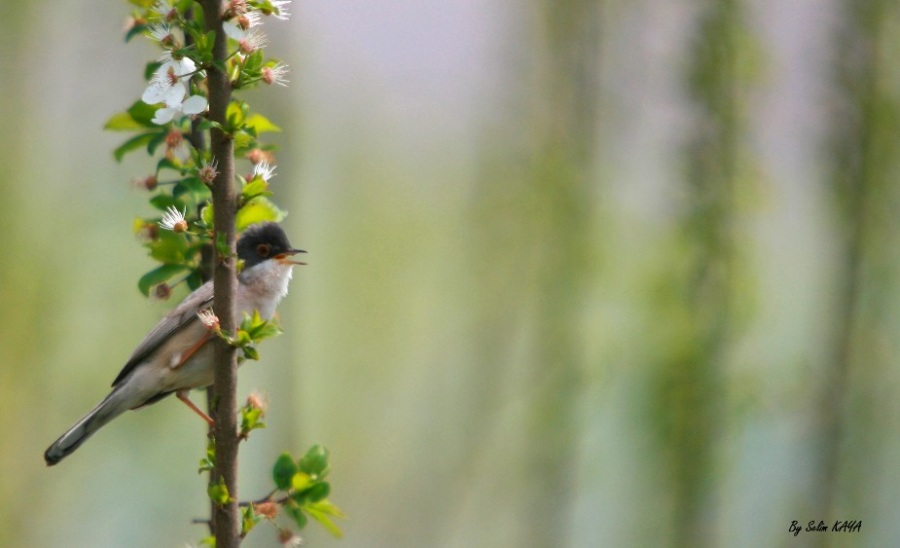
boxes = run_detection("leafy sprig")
[111,1,343,544]
[109,0,288,299]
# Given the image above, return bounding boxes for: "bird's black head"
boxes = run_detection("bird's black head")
[237,222,305,269]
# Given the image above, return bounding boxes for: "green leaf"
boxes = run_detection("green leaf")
[197,119,224,132]
[215,231,231,259]
[138,264,189,296]
[241,505,261,536]
[105,111,145,132]
[201,204,214,227]
[185,269,204,291]
[125,23,148,43]
[245,113,281,134]
[305,506,343,538]
[298,445,330,477]
[308,499,346,519]
[236,197,286,231]
[240,405,265,433]
[241,311,282,342]
[147,131,168,155]
[148,229,190,264]
[284,503,308,529]
[241,178,271,202]
[128,100,160,126]
[198,437,216,473]
[306,482,331,503]
[143,61,162,81]
[207,477,232,506]
[157,157,182,174]
[226,100,247,129]
[174,177,212,201]
[114,133,155,162]
[242,346,260,361]
[243,49,264,72]
[149,194,179,211]
[250,321,282,342]
[273,453,298,490]
[233,329,252,348]
[233,130,255,153]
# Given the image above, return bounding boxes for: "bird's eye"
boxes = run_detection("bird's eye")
[256,243,271,257]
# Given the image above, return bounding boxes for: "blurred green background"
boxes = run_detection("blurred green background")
[2,0,898,546]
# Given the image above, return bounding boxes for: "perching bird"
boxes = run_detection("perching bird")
[44,222,305,466]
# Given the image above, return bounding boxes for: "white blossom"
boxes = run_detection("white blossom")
[159,205,188,232]
[151,95,207,125]
[261,63,290,86]
[223,21,268,53]
[197,308,220,330]
[142,56,207,124]
[268,0,292,21]
[252,161,277,181]
[147,23,174,43]
[152,0,177,18]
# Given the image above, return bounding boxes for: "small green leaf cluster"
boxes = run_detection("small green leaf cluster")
[201,443,345,543]
[198,437,216,473]
[219,310,283,362]
[239,393,267,439]
[208,476,234,507]
[109,0,290,299]
[263,446,346,538]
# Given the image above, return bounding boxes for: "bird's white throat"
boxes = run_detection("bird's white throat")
[237,260,294,319]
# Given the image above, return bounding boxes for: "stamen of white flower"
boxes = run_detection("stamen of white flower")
[152,0,177,18]
[261,63,290,86]
[199,158,219,184]
[197,308,220,330]
[237,11,262,29]
[159,205,188,232]
[223,22,268,54]
[241,27,268,53]
[252,161,277,182]
[147,23,174,43]
[269,0,292,21]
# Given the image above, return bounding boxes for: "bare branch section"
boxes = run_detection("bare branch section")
[200,0,240,546]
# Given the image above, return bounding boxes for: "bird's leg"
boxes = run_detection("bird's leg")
[174,332,213,368]
[176,389,215,426]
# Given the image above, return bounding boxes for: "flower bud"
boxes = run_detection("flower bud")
[153,283,172,301]
[254,501,279,520]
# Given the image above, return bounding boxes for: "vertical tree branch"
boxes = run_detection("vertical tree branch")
[200,0,240,546]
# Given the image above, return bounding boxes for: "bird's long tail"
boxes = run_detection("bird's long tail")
[44,386,134,466]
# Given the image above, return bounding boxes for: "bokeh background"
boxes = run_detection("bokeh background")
[1,0,898,546]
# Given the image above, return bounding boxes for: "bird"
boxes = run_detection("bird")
[44,222,305,466]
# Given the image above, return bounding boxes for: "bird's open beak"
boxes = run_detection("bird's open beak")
[276,248,307,265]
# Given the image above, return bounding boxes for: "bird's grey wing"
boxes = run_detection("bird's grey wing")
[111,281,215,386]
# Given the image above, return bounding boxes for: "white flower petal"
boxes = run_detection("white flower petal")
[156,59,178,75]
[175,57,196,77]
[152,1,175,16]
[182,95,208,115]
[142,82,169,104]
[162,82,188,107]
[223,22,243,41]
[152,107,177,125]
